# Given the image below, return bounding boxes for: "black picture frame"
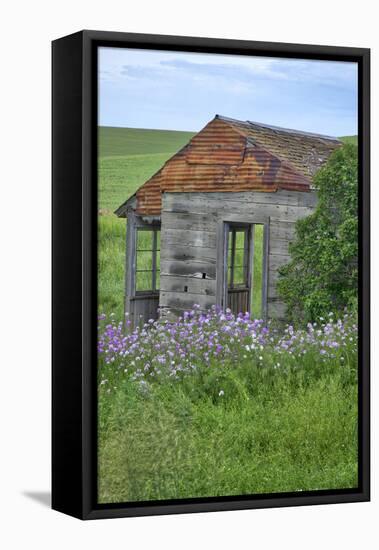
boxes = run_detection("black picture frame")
[52,30,370,520]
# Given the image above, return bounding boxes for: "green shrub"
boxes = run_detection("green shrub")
[277,143,358,323]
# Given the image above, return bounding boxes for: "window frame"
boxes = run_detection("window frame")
[135,226,161,294]
[227,226,250,289]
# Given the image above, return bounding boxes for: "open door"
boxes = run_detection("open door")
[224,223,266,318]
[226,225,251,315]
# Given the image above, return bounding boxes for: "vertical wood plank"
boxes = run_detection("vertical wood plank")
[261,221,269,322]
[248,224,255,314]
[125,210,136,323]
[152,228,157,291]
[230,228,235,287]
[215,220,226,308]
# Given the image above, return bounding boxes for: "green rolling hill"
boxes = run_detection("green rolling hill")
[98,126,195,212]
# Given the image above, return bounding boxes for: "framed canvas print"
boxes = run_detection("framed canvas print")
[52,30,370,519]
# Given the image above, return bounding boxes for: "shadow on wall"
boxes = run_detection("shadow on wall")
[22,491,51,508]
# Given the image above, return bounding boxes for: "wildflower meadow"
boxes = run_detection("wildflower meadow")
[98,306,358,503]
[96,128,359,504]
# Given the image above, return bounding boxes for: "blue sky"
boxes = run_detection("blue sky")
[99,47,358,137]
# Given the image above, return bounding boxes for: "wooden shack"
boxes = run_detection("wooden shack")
[115,115,341,325]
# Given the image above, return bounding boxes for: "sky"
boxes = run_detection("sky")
[99,47,358,137]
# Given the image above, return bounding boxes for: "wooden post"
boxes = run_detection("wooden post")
[247,224,255,314]
[261,221,269,322]
[216,220,227,309]
[152,228,158,291]
[124,210,136,326]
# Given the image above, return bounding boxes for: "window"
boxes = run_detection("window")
[135,227,160,292]
[227,227,249,288]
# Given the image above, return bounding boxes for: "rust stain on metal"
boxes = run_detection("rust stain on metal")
[116,116,341,217]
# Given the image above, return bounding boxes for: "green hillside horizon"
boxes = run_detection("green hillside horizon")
[99,126,195,158]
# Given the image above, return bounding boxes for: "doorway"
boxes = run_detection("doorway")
[224,223,266,318]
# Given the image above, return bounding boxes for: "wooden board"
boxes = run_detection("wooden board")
[162,211,218,232]
[130,294,159,326]
[267,299,287,320]
[163,191,315,219]
[159,291,215,311]
[163,190,317,209]
[163,199,313,222]
[162,227,217,249]
[161,245,216,265]
[160,275,216,296]
[160,259,216,279]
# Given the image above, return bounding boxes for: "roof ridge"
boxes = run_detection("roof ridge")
[215,113,340,142]
[215,114,250,126]
[246,119,340,142]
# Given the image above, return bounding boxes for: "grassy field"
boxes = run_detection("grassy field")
[99,363,357,502]
[99,126,195,158]
[340,135,358,145]
[97,126,358,504]
[98,309,358,503]
[98,126,195,212]
[98,126,195,318]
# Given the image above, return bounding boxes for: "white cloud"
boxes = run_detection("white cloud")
[98,46,358,136]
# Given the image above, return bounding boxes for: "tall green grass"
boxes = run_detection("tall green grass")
[252,225,263,317]
[98,216,126,319]
[98,355,358,503]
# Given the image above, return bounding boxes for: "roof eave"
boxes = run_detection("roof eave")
[114,195,137,218]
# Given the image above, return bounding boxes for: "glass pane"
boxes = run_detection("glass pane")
[235,230,246,249]
[137,230,152,251]
[234,247,245,269]
[251,225,264,319]
[234,266,245,285]
[136,270,153,291]
[137,250,152,271]
[155,230,161,251]
[156,251,160,270]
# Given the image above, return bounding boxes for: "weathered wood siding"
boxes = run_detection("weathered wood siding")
[159,190,317,320]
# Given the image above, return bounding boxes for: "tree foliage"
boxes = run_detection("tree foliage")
[277,143,358,323]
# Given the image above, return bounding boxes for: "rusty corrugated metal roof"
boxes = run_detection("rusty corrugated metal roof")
[115,115,341,217]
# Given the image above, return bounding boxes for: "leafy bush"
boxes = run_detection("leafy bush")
[277,143,358,323]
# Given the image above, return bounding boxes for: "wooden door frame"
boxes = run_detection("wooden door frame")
[216,216,269,320]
